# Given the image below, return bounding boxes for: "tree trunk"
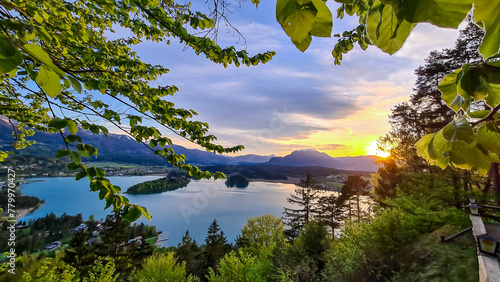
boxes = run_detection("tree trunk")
[356,191,361,221]
[491,162,500,206]
[452,173,461,209]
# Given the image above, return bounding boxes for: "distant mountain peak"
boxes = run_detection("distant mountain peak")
[266,149,379,172]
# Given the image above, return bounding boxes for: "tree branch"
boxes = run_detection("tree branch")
[471,103,500,126]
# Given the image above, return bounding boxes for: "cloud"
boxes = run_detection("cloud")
[395,23,460,62]
[104,5,463,158]
[316,144,351,150]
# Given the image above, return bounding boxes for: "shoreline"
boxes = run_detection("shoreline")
[249,177,302,185]
[15,204,41,220]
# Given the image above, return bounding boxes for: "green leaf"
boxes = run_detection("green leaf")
[358,36,370,50]
[67,162,80,170]
[22,44,65,76]
[467,110,488,119]
[439,68,466,112]
[68,76,82,93]
[392,0,473,28]
[89,124,99,135]
[309,0,333,37]
[36,65,62,98]
[75,171,87,181]
[457,64,484,102]
[366,1,415,55]
[77,144,97,157]
[66,119,78,134]
[0,36,23,75]
[55,149,70,158]
[442,116,474,144]
[450,141,497,175]
[474,0,500,58]
[276,0,299,24]
[137,205,152,220]
[71,151,81,164]
[415,133,435,161]
[427,131,450,168]
[123,205,142,222]
[48,117,67,130]
[65,134,82,143]
[0,36,18,59]
[477,122,500,155]
[292,34,312,52]
[99,126,109,137]
[277,0,318,44]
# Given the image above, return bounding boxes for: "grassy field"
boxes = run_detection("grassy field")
[395,225,478,281]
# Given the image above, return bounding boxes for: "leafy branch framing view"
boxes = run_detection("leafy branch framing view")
[1,0,499,221]
[0,0,274,221]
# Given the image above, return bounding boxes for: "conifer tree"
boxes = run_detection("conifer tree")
[377,22,489,205]
[203,219,231,275]
[340,175,369,221]
[316,195,346,233]
[283,172,320,239]
[63,230,96,276]
[371,157,402,203]
[176,230,202,277]
[380,22,484,169]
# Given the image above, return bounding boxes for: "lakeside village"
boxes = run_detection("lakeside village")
[0,158,355,191]
[7,217,152,252]
[0,162,169,179]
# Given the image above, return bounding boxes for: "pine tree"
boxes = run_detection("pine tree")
[203,219,231,274]
[63,230,96,276]
[95,212,132,277]
[97,213,128,258]
[340,175,369,221]
[372,157,402,203]
[283,172,320,239]
[378,21,488,206]
[176,230,202,277]
[316,195,346,233]
[381,22,484,169]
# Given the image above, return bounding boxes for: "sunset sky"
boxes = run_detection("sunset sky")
[118,1,463,157]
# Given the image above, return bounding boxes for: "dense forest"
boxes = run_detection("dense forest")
[224,173,249,188]
[126,177,190,194]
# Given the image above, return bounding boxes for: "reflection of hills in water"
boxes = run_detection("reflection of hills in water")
[225,173,249,188]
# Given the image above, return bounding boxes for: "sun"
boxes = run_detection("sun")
[365,140,390,158]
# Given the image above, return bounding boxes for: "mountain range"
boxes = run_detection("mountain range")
[0,117,379,171]
[267,149,379,171]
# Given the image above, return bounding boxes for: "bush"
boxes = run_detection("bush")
[323,195,471,281]
[131,252,198,282]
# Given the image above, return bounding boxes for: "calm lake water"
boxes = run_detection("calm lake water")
[20,176,299,246]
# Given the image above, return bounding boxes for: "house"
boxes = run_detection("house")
[71,223,87,232]
[86,237,98,245]
[126,236,143,246]
[44,241,62,250]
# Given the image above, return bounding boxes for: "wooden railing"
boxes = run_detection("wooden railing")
[470,212,500,281]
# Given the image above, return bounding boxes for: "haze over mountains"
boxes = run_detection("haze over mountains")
[266,149,378,171]
[0,118,379,171]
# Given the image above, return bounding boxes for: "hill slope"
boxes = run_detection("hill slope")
[0,118,273,166]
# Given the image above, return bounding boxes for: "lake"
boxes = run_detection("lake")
[20,176,301,246]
